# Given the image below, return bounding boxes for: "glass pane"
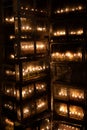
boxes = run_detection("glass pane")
[69,105,84,120]
[36,96,48,113]
[55,103,68,116]
[22,84,34,99]
[54,84,67,100]
[69,88,84,101]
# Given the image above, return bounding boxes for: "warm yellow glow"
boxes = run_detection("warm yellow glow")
[36,83,46,91]
[58,88,67,97]
[10,54,15,59]
[36,98,48,111]
[55,103,68,116]
[5,118,14,126]
[55,5,83,14]
[70,89,84,100]
[22,85,34,98]
[51,51,82,61]
[58,123,80,130]
[54,30,66,36]
[5,17,14,23]
[10,35,15,39]
[6,70,15,76]
[36,41,46,53]
[69,29,83,35]
[37,27,46,31]
[69,105,84,120]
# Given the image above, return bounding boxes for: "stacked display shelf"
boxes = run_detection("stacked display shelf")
[50,0,87,129]
[1,0,51,130]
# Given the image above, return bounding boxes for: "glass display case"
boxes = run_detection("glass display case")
[69,105,84,120]
[36,96,48,113]
[53,83,85,102]
[51,43,82,62]
[15,60,49,81]
[55,103,68,117]
[2,0,50,128]
[54,102,84,121]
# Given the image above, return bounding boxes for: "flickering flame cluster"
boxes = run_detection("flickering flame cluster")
[55,103,84,120]
[40,119,50,130]
[55,5,83,14]
[5,62,48,81]
[17,97,47,119]
[4,82,46,99]
[58,123,80,130]
[54,86,84,100]
[4,97,47,119]
[53,29,83,36]
[21,41,46,54]
[51,51,82,61]
[20,6,47,14]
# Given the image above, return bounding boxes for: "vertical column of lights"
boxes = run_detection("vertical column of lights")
[13,0,50,122]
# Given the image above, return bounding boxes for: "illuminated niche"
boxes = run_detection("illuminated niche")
[51,51,82,61]
[36,97,48,113]
[15,61,48,81]
[69,105,84,120]
[55,103,68,116]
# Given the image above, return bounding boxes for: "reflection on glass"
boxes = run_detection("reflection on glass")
[23,106,31,118]
[36,82,46,92]
[55,103,68,116]
[5,17,14,23]
[22,84,34,99]
[36,97,48,113]
[69,105,84,120]
[17,108,21,120]
[54,85,67,99]
[5,70,15,77]
[40,119,51,130]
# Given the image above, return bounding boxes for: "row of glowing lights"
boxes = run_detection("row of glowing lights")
[59,105,84,118]
[5,84,46,97]
[21,26,46,32]
[53,29,83,36]
[55,5,83,14]
[21,43,46,50]
[5,64,47,76]
[58,124,79,130]
[22,64,46,77]
[51,51,82,61]
[4,99,47,113]
[21,6,47,14]
[58,89,84,99]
